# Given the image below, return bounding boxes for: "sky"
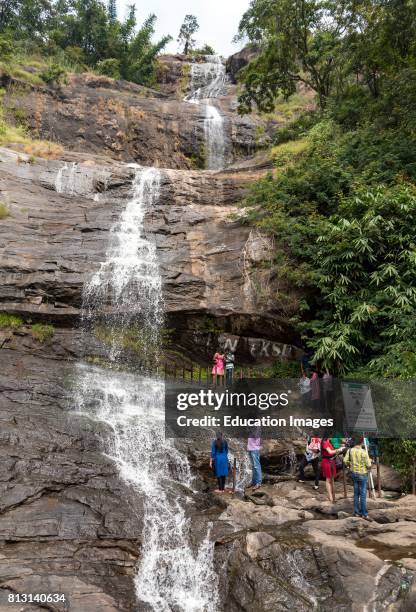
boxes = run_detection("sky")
[116,0,250,57]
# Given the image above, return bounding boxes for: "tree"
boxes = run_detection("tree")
[192,43,215,56]
[108,0,117,23]
[235,0,358,112]
[0,0,19,32]
[124,13,171,85]
[177,14,198,55]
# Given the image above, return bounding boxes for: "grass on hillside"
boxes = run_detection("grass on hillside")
[271,137,309,164]
[0,87,63,158]
[0,313,23,328]
[0,202,10,219]
[31,323,54,343]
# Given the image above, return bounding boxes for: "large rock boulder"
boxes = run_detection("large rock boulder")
[374,463,403,492]
[226,45,259,83]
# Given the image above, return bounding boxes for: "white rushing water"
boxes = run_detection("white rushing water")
[75,366,218,612]
[54,161,110,197]
[185,55,227,170]
[77,165,219,611]
[83,167,163,366]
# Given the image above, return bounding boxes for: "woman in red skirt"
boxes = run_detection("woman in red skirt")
[321,436,345,502]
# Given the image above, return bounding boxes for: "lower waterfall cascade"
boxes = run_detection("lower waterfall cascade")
[76,166,220,611]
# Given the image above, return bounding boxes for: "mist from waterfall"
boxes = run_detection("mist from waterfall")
[73,166,219,611]
[185,55,227,170]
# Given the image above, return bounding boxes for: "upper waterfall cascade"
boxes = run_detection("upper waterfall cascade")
[185,55,228,170]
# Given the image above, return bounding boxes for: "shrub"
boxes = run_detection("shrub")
[31,323,54,343]
[0,313,22,328]
[96,58,121,79]
[40,63,67,86]
[0,36,13,62]
[0,202,10,218]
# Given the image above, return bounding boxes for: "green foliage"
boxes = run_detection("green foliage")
[96,57,120,78]
[0,313,22,328]
[177,14,199,55]
[380,439,416,491]
[0,35,13,60]
[271,360,300,378]
[236,0,351,112]
[1,1,171,88]
[31,323,54,343]
[192,44,215,56]
[107,0,117,23]
[40,62,67,86]
[307,184,416,372]
[236,0,416,113]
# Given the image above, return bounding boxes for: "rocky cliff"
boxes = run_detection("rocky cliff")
[0,53,414,612]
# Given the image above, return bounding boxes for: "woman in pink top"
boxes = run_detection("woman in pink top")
[212,350,225,385]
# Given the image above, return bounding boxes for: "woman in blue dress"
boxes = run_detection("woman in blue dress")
[210,432,229,492]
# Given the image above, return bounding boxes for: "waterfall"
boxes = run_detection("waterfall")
[54,160,110,197]
[184,55,227,170]
[83,166,163,368]
[77,166,219,611]
[55,161,77,194]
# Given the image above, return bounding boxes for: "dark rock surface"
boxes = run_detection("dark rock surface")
[226,46,259,84]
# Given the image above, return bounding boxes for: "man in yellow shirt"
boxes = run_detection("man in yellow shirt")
[343,437,372,521]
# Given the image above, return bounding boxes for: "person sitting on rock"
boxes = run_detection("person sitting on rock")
[343,436,373,521]
[212,349,225,386]
[298,436,321,490]
[210,432,229,493]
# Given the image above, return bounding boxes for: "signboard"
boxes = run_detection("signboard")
[341,382,378,432]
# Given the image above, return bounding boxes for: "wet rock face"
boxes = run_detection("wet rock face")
[0,149,301,352]
[4,69,271,169]
[209,476,416,612]
[0,333,143,611]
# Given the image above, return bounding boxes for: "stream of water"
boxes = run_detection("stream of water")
[72,167,219,611]
[185,55,228,170]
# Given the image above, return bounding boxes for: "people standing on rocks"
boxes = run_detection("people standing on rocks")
[310,366,323,410]
[225,350,235,386]
[298,372,311,408]
[210,432,229,493]
[298,436,321,490]
[322,368,333,412]
[321,436,346,502]
[212,349,225,386]
[343,436,373,521]
[247,429,262,490]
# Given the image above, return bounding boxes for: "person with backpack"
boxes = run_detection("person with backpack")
[343,436,373,521]
[210,432,229,492]
[298,436,321,490]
